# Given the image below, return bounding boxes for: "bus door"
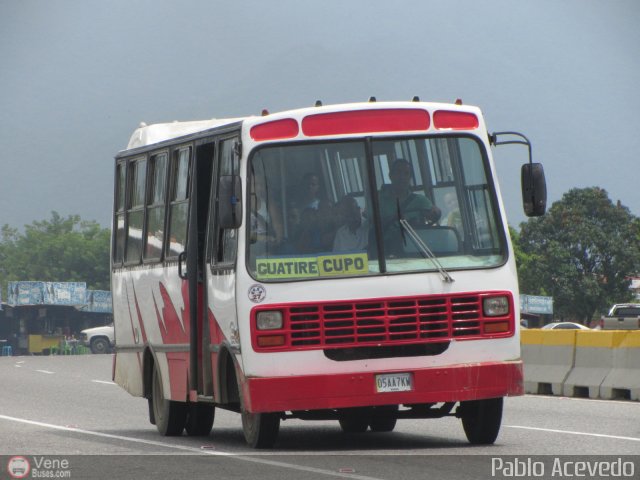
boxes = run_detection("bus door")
[182,139,215,397]
[202,136,241,399]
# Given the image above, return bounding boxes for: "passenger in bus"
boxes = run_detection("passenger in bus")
[376,159,441,256]
[379,159,441,225]
[297,172,323,211]
[333,194,368,252]
[295,198,338,253]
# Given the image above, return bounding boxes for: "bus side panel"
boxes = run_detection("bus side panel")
[113,266,191,402]
[112,270,144,397]
[113,352,144,397]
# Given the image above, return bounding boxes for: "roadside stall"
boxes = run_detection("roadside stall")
[2,282,112,355]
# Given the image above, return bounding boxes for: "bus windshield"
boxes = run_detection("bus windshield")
[247,136,505,281]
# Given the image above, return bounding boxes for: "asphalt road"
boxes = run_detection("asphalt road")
[1,355,638,480]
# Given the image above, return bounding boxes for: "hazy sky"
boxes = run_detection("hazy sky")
[1,0,638,230]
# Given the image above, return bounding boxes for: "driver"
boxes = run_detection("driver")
[378,159,441,226]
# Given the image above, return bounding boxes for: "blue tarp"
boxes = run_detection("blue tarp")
[85,290,113,313]
[6,282,112,313]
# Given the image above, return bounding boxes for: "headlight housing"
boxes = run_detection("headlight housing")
[256,311,283,330]
[483,296,509,317]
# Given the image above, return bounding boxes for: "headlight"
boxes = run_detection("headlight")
[483,296,509,317]
[256,311,283,330]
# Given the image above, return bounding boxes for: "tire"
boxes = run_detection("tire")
[90,337,110,354]
[338,408,371,433]
[185,403,215,436]
[151,363,187,436]
[241,409,280,449]
[369,405,398,432]
[460,397,503,445]
[238,382,279,448]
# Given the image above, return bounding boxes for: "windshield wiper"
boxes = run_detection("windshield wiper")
[399,218,454,283]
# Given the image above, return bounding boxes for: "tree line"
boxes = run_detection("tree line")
[512,187,640,323]
[0,212,111,295]
[1,187,639,323]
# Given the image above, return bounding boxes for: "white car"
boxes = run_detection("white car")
[541,322,590,330]
[80,324,115,354]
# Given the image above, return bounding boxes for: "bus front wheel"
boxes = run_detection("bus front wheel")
[338,408,370,433]
[241,409,280,448]
[369,405,398,432]
[151,363,187,436]
[238,382,279,448]
[459,397,503,445]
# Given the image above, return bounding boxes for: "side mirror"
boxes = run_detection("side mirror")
[219,175,242,229]
[521,163,547,217]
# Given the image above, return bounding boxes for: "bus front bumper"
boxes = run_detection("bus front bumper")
[242,360,523,413]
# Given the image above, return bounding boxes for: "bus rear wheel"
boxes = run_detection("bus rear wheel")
[459,397,503,445]
[185,403,215,436]
[151,363,187,436]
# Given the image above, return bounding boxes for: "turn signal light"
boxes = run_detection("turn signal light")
[257,335,286,347]
[483,321,510,334]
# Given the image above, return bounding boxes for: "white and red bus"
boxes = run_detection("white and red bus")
[111,99,546,448]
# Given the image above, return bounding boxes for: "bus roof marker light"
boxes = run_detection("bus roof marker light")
[250,118,299,141]
[433,110,479,130]
[315,100,323,107]
[302,109,430,136]
[261,109,269,116]
[412,96,420,102]
[455,98,463,105]
[369,96,376,102]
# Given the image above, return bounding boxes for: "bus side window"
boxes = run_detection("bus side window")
[144,152,168,261]
[166,147,191,258]
[113,161,126,264]
[125,157,147,264]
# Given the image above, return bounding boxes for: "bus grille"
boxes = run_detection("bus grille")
[251,292,513,352]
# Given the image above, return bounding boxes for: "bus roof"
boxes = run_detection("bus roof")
[126,117,245,150]
[124,100,484,151]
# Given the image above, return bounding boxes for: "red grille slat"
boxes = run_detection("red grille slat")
[253,292,514,351]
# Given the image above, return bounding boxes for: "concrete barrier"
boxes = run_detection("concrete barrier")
[521,329,576,396]
[562,331,627,399]
[600,331,640,400]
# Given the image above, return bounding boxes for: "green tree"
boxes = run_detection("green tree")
[515,187,640,322]
[0,212,111,293]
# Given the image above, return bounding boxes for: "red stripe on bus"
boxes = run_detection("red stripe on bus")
[301,109,430,136]
[243,361,523,412]
[155,282,190,344]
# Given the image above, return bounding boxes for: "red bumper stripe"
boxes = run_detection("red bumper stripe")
[245,361,523,412]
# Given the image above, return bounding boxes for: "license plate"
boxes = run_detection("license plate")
[375,372,413,393]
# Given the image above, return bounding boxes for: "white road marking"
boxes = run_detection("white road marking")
[91,380,116,385]
[524,394,640,406]
[506,425,640,442]
[35,369,55,374]
[0,414,383,480]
